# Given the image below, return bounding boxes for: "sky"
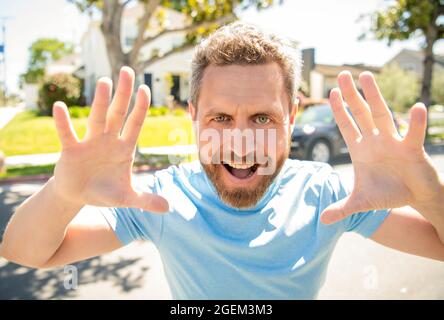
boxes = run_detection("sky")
[0,0,443,94]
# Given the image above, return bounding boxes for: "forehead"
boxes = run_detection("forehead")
[198,63,288,111]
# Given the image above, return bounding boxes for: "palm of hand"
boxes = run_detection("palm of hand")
[52,67,168,213]
[321,71,440,224]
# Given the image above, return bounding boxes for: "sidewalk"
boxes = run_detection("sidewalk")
[4,145,198,167]
[0,106,24,129]
[4,142,444,167]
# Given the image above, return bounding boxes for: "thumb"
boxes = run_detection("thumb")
[125,190,170,214]
[320,195,363,225]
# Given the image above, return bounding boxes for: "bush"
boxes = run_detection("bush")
[69,106,91,118]
[172,108,187,116]
[38,73,82,116]
[148,106,170,117]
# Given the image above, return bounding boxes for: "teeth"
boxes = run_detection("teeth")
[228,163,255,169]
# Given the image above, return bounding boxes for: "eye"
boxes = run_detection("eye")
[214,115,231,122]
[255,115,270,124]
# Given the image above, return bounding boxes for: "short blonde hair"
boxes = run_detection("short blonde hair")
[189,22,301,108]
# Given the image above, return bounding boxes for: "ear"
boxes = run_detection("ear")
[290,99,299,125]
[188,100,197,121]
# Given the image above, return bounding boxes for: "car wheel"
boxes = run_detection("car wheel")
[308,140,331,163]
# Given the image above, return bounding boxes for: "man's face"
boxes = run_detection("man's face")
[190,63,297,208]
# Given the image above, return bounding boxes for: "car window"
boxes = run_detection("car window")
[298,105,334,125]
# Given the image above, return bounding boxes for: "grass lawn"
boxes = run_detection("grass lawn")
[0,111,194,156]
[0,164,56,179]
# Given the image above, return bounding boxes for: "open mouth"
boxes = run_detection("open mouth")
[222,162,259,179]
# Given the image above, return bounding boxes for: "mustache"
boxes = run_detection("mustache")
[204,150,271,165]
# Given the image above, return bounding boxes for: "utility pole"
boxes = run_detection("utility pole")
[0,16,12,106]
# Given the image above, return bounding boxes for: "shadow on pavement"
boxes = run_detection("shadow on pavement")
[0,185,149,300]
[0,256,149,299]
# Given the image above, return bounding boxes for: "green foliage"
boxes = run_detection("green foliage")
[376,63,420,112]
[364,0,443,44]
[432,69,444,105]
[38,73,82,116]
[21,38,73,84]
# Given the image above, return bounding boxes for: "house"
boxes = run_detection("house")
[385,49,444,77]
[81,4,194,106]
[45,52,83,77]
[301,48,380,100]
[23,52,84,110]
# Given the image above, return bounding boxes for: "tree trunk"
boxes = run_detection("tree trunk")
[421,24,438,140]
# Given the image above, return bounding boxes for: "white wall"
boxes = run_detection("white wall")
[81,22,112,104]
[310,71,324,100]
[81,7,193,106]
[23,83,39,109]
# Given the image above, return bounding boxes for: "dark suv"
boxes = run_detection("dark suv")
[290,104,346,163]
[290,104,399,163]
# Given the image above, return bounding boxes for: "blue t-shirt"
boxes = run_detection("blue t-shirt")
[97,159,390,299]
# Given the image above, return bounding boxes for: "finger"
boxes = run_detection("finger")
[338,71,376,135]
[329,88,361,145]
[105,66,135,135]
[53,101,79,148]
[124,190,170,214]
[86,77,112,139]
[359,72,398,136]
[320,195,363,225]
[404,103,427,149]
[121,85,150,145]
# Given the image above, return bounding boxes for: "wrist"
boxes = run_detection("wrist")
[411,179,444,228]
[46,177,85,213]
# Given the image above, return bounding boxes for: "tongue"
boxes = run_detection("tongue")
[231,168,251,179]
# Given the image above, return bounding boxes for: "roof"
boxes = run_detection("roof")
[387,49,444,67]
[313,63,381,77]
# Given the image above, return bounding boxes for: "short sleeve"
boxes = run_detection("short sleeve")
[325,171,391,238]
[96,174,165,246]
[98,206,164,245]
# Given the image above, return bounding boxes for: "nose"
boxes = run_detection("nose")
[222,119,256,163]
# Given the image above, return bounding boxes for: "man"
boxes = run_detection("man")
[1,22,443,299]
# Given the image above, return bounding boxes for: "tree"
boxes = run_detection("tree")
[70,0,281,86]
[364,0,443,136]
[432,69,444,105]
[21,38,73,84]
[376,63,420,112]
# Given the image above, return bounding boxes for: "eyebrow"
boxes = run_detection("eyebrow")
[202,105,284,118]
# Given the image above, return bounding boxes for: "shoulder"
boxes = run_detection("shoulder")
[280,159,336,187]
[153,161,204,183]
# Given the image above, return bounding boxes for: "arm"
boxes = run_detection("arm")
[0,178,122,268]
[371,206,444,262]
[0,67,168,269]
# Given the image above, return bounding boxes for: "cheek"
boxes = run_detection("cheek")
[197,124,224,163]
[261,127,289,157]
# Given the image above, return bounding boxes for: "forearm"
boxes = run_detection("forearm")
[412,176,444,244]
[1,177,84,268]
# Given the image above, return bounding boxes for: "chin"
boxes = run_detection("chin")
[202,156,286,209]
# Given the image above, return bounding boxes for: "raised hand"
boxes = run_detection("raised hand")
[321,71,442,224]
[51,67,169,213]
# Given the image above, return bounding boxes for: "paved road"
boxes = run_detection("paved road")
[0,154,443,299]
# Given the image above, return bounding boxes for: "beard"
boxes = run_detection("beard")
[201,147,289,209]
